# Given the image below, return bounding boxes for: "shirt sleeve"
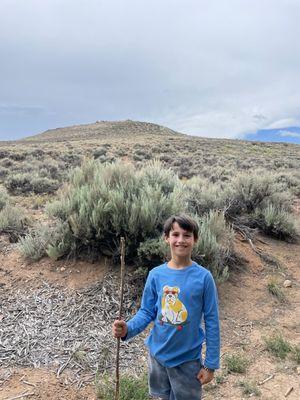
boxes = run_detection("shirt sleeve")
[122,270,158,341]
[203,271,220,369]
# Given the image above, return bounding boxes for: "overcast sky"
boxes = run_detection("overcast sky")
[0,0,299,141]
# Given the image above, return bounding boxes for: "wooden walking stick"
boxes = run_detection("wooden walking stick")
[115,237,125,400]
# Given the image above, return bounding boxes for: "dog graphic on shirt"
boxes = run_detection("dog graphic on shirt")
[160,285,188,326]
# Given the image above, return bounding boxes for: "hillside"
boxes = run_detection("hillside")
[0,120,299,189]
[21,120,182,142]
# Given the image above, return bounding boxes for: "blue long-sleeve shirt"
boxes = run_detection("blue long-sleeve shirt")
[123,262,220,369]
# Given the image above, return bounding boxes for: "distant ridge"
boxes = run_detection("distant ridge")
[21,120,183,142]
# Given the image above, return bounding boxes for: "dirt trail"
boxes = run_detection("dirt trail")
[0,208,299,399]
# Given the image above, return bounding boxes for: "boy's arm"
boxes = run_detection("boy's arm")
[202,272,220,370]
[122,270,157,341]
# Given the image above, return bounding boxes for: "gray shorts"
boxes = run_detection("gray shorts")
[148,353,202,400]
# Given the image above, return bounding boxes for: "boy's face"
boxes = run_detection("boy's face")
[165,222,197,258]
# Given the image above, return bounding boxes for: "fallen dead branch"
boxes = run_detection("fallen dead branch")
[284,387,293,398]
[21,381,37,388]
[258,373,274,385]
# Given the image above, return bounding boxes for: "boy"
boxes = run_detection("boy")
[112,215,220,400]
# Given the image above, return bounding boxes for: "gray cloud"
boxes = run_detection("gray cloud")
[0,0,299,140]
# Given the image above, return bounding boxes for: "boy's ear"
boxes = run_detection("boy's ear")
[164,234,170,244]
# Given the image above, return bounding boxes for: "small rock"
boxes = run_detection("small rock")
[60,267,66,272]
[283,280,292,288]
[297,366,300,375]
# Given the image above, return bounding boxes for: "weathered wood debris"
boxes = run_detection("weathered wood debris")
[0,270,147,386]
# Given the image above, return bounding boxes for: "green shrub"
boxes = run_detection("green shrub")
[0,158,13,167]
[93,147,107,158]
[159,154,172,163]
[0,205,27,241]
[5,173,59,195]
[95,373,148,400]
[228,173,281,215]
[60,152,82,167]
[224,353,248,373]
[183,176,230,216]
[18,224,52,261]
[0,188,9,211]
[192,211,233,280]
[5,173,36,194]
[36,160,235,277]
[29,148,45,159]
[45,160,184,263]
[46,222,75,260]
[238,380,261,396]
[0,167,9,180]
[274,171,300,196]
[255,204,298,241]
[31,176,60,194]
[19,221,75,261]
[291,345,300,364]
[0,150,9,159]
[133,148,151,160]
[267,280,286,302]
[38,160,66,181]
[223,171,298,242]
[137,237,169,267]
[9,152,27,161]
[264,334,292,359]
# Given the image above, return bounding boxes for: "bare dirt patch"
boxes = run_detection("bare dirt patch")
[0,368,96,400]
[0,239,107,291]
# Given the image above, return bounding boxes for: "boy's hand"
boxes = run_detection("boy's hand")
[112,320,128,338]
[197,368,214,385]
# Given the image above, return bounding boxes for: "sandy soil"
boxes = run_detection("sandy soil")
[0,204,299,399]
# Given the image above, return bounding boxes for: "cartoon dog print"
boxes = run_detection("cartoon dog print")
[161,285,188,326]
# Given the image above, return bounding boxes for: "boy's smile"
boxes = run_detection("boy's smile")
[165,222,196,260]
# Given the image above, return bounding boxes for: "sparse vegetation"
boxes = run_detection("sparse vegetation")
[224,353,249,373]
[267,280,286,302]
[0,205,28,241]
[264,333,292,359]
[5,173,59,195]
[255,204,298,241]
[18,221,74,261]
[238,380,261,397]
[291,344,300,364]
[192,211,233,280]
[215,372,227,384]
[0,187,9,211]
[18,224,54,261]
[95,373,148,400]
